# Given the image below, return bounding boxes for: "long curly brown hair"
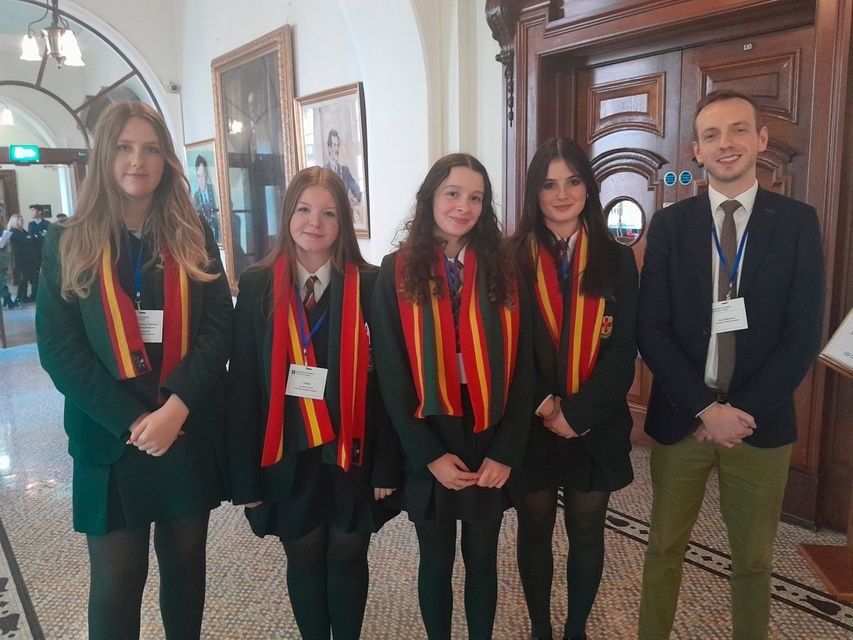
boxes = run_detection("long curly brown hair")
[397,153,514,306]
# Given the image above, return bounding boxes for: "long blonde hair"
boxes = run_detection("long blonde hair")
[59,101,215,299]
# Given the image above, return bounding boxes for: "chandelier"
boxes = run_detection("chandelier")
[20,0,85,68]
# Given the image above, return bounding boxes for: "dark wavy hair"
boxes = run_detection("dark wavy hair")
[511,137,616,298]
[397,153,513,306]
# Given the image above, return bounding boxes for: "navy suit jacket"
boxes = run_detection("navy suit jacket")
[637,188,824,448]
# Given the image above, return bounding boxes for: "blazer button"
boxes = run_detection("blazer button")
[702,327,710,336]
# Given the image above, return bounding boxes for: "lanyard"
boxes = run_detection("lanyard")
[294,285,328,362]
[710,222,749,300]
[124,232,145,310]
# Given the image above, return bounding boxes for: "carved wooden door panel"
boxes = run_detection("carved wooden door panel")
[575,52,684,442]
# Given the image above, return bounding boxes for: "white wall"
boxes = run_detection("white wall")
[177,0,502,263]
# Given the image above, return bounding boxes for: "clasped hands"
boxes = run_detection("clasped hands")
[127,394,189,457]
[427,453,510,491]
[537,396,578,440]
[694,402,756,448]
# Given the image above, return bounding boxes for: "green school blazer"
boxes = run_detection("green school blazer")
[36,221,233,467]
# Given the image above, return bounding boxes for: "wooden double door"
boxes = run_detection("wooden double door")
[537,23,823,521]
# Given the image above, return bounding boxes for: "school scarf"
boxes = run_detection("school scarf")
[94,241,189,404]
[261,255,369,470]
[530,227,605,395]
[395,246,519,432]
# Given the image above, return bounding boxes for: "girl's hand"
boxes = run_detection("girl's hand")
[373,488,396,500]
[476,457,511,488]
[427,453,480,491]
[129,395,189,456]
[543,408,578,439]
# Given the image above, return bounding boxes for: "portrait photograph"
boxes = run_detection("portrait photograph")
[295,82,370,238]
[184,140,222,245]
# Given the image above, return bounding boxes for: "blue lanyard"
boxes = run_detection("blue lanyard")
[124,232,145,309]
[710,222,749,299]
[294,284,328,362]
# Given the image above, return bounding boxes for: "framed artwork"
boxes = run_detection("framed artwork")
[295,82,370,238]
[184,139,222,246]
[212,26,297,286]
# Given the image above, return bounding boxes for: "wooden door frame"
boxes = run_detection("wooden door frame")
[487,0,853,527]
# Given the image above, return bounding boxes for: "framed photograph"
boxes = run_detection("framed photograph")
[212,26,297,286]
[819,307,853,379]
[295,82,370,238]
[184,140,222,246]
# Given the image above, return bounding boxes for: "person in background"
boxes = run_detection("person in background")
[510,138,638,640]
[0,215,15,308]
[372,153,533,640]
[227,166,400,640]
[36,101,232,640]
[9,213,35,304]
[27,204,49,300]
[192,156,220,244]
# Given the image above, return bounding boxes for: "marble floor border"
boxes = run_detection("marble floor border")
[0,514,43,640]
[603,506,853,632]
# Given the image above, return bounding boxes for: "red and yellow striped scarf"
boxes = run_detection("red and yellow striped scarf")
[98,242,190,403]
[262,256,368,470]
[531,228,605,394]
[395,246,519,432]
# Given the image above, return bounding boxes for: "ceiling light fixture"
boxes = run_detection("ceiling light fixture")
[20,0,84,68]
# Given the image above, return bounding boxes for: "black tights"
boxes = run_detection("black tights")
[516,488,610,639]
[415,518,502,640]
[86,513,210,640]
[281,524,371,640]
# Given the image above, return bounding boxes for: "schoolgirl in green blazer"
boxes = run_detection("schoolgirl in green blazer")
[36,102,231,640]
[227,167,400,640]
[372,153,534,640]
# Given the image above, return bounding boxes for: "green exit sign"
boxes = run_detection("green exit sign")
[10,145,40,163]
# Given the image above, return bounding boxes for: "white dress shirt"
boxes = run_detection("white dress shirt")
[296,259,333,303]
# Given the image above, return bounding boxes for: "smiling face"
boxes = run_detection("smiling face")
[538,158,587,238]
[112,117,165,207]
[431,166,484,254]
[288,184,340,267]
[693,97,767,196]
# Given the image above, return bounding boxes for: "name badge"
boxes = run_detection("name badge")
[457,353,467,384]
[285,364,328,399]
[711,297,748,334]
[136,310,164,343]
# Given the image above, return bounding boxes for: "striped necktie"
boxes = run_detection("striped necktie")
[445,257,463,347]
[303,275,319,311]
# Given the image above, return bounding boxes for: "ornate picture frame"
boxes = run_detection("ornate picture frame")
[212,26,297,286]
[295,82,370,238]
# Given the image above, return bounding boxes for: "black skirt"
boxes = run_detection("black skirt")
[245,446,399,542]
[74,433,227,535]
[522,418,633,494]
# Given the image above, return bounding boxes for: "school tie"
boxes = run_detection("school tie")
[556,237,570,280]
[445,257,463,346]
[303,275,319,311]
[716,199,741,392]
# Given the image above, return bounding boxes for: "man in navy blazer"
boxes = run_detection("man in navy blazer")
[636,90,824,640]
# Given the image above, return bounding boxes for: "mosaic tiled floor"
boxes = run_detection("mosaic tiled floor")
[0,342,851,639]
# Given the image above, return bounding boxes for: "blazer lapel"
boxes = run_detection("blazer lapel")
[688,192,713,308]
[738,189,777,295]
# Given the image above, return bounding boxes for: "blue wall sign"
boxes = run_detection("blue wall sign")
[663,171,677,186]
[678,171,693,185]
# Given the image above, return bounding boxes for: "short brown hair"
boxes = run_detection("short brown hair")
[693,90,763,140]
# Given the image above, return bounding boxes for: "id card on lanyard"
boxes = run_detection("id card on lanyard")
[285,286,329,399]
[126,232,165,344]
[710,222,749,335]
